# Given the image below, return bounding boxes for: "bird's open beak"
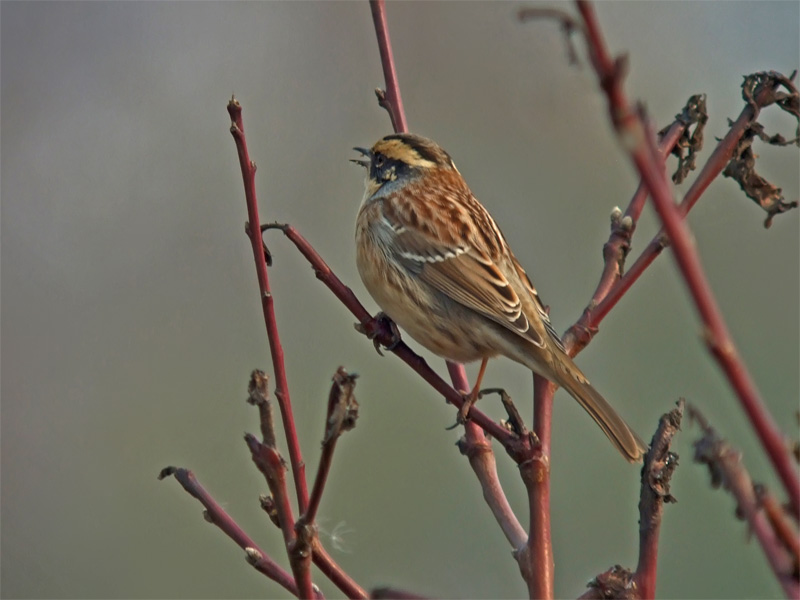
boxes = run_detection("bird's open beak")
[350,146,370,168]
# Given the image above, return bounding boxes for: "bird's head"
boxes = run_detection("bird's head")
[352,133,457,201]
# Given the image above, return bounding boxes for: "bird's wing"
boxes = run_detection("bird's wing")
[381,191,546,348]
[509,256,567,353]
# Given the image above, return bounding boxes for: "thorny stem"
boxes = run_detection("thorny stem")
[575,0,800,518]
[228,98,309,516]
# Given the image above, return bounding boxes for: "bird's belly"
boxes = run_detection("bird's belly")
[356,243,496,364]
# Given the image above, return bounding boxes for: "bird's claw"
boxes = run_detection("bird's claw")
[354,312,401,356]
[445,390,479,430]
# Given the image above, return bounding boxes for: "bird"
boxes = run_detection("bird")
[352,132,647,462]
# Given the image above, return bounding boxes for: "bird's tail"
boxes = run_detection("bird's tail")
[553,359,648,463]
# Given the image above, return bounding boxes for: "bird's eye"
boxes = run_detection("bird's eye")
[374,155,385,168]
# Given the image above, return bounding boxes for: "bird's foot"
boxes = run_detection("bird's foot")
[354,312,401,356]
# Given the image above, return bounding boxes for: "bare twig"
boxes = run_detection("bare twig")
[517,18,702,598]
[757,486,800,567]
[158,467,311,598]
[248,367,367,598]
[242,401,317,600]
[633,400,683,598]
[303,367,359,526]
[311,542,369,600]
[575,0,800,518]
[228,98,309,515]
[563,114,692,354]
[446,363,525,556]
[288,367,367,599]
[689,405,799,598]
[245,434,315,599]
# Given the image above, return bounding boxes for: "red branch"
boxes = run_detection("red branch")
[369,0,408,133]
[525,375,555,599]
[227,98,309,515]
[158,467,314,598]
[312,544,368,599]
[459,423,528,549]
[575,0,799,518]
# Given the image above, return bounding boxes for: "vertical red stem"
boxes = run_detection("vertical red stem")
[524,375,555,599]
[369,0,409,133]
[228,101,309,515]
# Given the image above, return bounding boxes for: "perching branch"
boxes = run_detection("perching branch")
[260,222,517,449]
[374,5,541,592]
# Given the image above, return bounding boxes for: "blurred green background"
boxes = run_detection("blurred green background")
[2,2,798,598]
